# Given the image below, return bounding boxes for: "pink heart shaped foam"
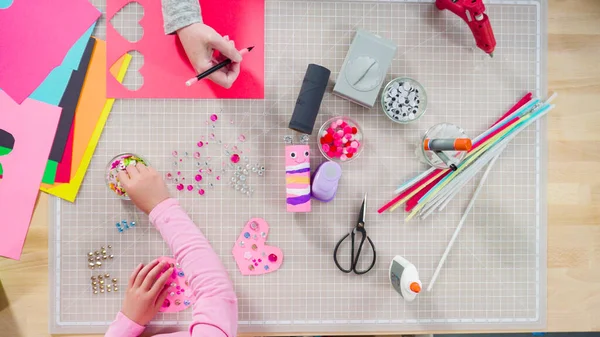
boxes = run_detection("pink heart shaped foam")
[232,218,283,275]
[156,256,193,312]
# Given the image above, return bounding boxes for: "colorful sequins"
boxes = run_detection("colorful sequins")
[106,153,148,199]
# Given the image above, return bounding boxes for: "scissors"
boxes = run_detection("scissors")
[333,193,377,274]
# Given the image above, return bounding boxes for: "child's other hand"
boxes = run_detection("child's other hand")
[117,163,170,214]
[177,22,242,89]
[121,260,174,326]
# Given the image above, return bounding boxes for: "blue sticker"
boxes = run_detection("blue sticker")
[184,300,191,306]
[130,221,136,227]
[177,271,185,277]
[264,265,269,271]
[243,232,250,239]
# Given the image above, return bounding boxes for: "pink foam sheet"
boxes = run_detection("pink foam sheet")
[232,218,283,275]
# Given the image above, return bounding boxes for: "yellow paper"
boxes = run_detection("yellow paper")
[40,41,131,202]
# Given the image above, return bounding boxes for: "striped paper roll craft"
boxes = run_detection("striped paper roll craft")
[285,144,311,212]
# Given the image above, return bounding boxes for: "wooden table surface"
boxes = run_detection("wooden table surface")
[1,1,599,336]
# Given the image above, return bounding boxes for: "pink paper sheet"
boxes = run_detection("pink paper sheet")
[106,0,264,99]
[0,0,100,103]
[232,218,283,275]
[0,92,62,260]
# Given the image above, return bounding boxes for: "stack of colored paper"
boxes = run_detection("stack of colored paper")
[0,0,131,260]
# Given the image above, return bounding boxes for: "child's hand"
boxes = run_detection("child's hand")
[121,260,174,326]
[177,22,242,88]
[117,163,170,214]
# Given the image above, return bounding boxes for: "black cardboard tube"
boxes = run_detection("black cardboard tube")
[288,64,331,135]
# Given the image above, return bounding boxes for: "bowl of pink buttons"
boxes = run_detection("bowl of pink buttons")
[318,116,364,163]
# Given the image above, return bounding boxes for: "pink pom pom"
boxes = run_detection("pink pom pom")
[340,154,348,161]
[333,139,342,147]
[336,130,344,137]
[351,141,359,148]
[327,127,335,134]
[322,144,330,152]
[343,126,352,134]
[336,119,343,126]
[336,146,343,154]
[342,137,348,144]
[340,121,348,128]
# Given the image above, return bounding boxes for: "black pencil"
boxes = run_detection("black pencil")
[185,46,254,86]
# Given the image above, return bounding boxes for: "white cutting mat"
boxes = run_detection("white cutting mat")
[50,0,547,334]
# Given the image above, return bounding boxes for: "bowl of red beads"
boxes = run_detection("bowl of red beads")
[318,116,364,163]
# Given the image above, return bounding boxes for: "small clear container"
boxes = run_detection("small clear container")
[318,116,364,163]
[415,123,468,169]
[381,77,427,124]
[106,153,149,200]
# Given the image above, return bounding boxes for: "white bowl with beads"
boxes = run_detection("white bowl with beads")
[381,77,427,124]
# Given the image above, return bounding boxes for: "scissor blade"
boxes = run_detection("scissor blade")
[358,193,367,225]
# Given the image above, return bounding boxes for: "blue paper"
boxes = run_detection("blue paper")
[28,23,96,105]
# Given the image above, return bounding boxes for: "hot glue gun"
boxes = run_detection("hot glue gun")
[435,0,496,57]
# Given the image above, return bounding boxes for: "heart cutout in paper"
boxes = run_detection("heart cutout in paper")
[156,256,193,312]
[232,218,283,276]
[109,1,144,43]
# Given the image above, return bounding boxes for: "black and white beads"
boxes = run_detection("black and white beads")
[382,79,425,123]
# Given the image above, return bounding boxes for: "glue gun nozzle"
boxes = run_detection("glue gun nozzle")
[488,52,494,58]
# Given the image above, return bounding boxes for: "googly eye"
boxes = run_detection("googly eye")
[304,151,309,157]
[290,152,297,158]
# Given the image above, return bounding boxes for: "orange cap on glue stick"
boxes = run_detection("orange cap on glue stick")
[410,282,421,293]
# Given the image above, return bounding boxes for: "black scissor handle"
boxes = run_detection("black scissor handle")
[333,232,352,273]
[333,227,377,274]
[354,235,376,275]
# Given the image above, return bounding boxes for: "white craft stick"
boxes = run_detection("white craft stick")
[426,153,501,292]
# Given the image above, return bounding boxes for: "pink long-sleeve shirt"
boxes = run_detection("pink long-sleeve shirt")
[105,198,238,337]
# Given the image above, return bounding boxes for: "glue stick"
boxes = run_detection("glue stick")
[389,255,422,302]
[424,138,472,151]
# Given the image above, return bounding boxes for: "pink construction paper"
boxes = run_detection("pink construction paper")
[156,256,193,312]
[106,0,264,99]
[232,218,283,275]
[0,92,62,260]
[0,0,100,103]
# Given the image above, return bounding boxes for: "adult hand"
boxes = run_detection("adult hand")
[177,22,242,88]
[120,260,174,326]
[117,163,170,214]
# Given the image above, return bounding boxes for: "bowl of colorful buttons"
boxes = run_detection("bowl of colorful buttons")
[381,77,427,124]
[318,116,364,163]
[106,153,149,200]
